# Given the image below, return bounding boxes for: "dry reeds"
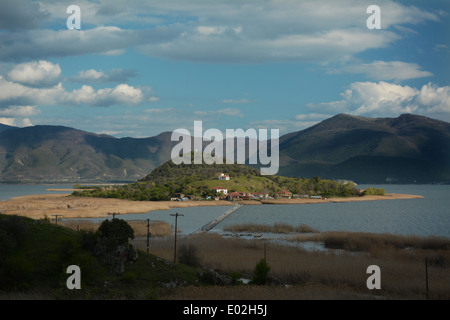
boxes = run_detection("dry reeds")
[224,223,319,234]
[289,231,450,251]
[61,219,172,237]
[134,233,450,300]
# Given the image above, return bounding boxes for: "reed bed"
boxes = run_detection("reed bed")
[134,232,450,300]
[224,223,319,234]
[289,231,450,251]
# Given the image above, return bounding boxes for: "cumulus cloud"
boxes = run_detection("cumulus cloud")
[0,105,40,117]
[60,83,144,106]
[307,81,450,117]
[0,75,144,108]
[6,60,62,87]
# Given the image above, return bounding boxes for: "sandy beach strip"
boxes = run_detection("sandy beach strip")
[0,193,423,220]
[260,193,424,204]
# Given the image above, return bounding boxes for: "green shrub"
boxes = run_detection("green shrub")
[251,258,271,285]
[178,243,201,267]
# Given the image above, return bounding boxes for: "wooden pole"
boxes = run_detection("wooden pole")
[146,219,150,253]
[425,258,429,300]
[51,214,62,225]
[170,213,184,263]
[264,242,267,261]
[108,212,120,219]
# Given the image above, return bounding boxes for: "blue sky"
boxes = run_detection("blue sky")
[0,0,449,137]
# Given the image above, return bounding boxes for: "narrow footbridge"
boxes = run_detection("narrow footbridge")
[194,203,242,233]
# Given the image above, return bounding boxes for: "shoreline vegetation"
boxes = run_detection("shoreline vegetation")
[1,212,448,300]
[0,192,423,220]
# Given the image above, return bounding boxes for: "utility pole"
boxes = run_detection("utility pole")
[264,242,267,261]
[170,213,184,263]
[52,214,62,225]
[425,258,429,300]
[146,219,151,253]
[108,212,120,219]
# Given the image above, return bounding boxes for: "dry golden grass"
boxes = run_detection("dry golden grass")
[134,233,450,300]
[61,219,172,237]
[0,194,242,219]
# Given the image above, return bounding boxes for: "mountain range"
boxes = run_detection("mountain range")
[1,113,449,184]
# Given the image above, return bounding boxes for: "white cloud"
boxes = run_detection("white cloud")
[61,83,144,106]
[222,99,253,104]
[307,81,450,117]
[0,105,40,117]
[0,75,144,108]
[196,26,227,36]
[415,83,450,114]
[194,108,244,118]
[7,60,61,87]
[0,116,33,127]
[335,61,433,80]
[0,117,15,126]
[72,69,104,82]
[148,96,160,103]
[71,68,138,83]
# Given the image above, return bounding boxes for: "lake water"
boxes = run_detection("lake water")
[0,184,76,201]
[1,184,449,238]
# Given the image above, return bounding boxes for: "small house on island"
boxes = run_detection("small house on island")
[275,189,292,199]
[212,187,228,195]
[218,173,230,180]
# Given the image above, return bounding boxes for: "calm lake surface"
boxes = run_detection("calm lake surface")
[1,184,449,238]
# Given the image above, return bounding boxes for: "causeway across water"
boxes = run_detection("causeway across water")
[194,203,242,233]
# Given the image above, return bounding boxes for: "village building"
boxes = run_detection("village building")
[218,173,230,180]
[252,192,269,200]
[212,187,228,195]
[275,189,292,199]
[226,192,242,201]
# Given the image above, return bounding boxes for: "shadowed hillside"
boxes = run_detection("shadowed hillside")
[1,114,449,183]
[278,114,450,183]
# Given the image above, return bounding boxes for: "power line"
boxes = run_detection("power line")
[170,213,184,263]
[146,219,151,253]
[52,214,63,225]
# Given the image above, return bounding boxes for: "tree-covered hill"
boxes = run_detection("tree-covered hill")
[72,156,363,201]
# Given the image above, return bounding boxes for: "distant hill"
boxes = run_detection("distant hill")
[1,114,449,183]
[0,125,177,183]
[278,114,450,183]
[0,123,16,133]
